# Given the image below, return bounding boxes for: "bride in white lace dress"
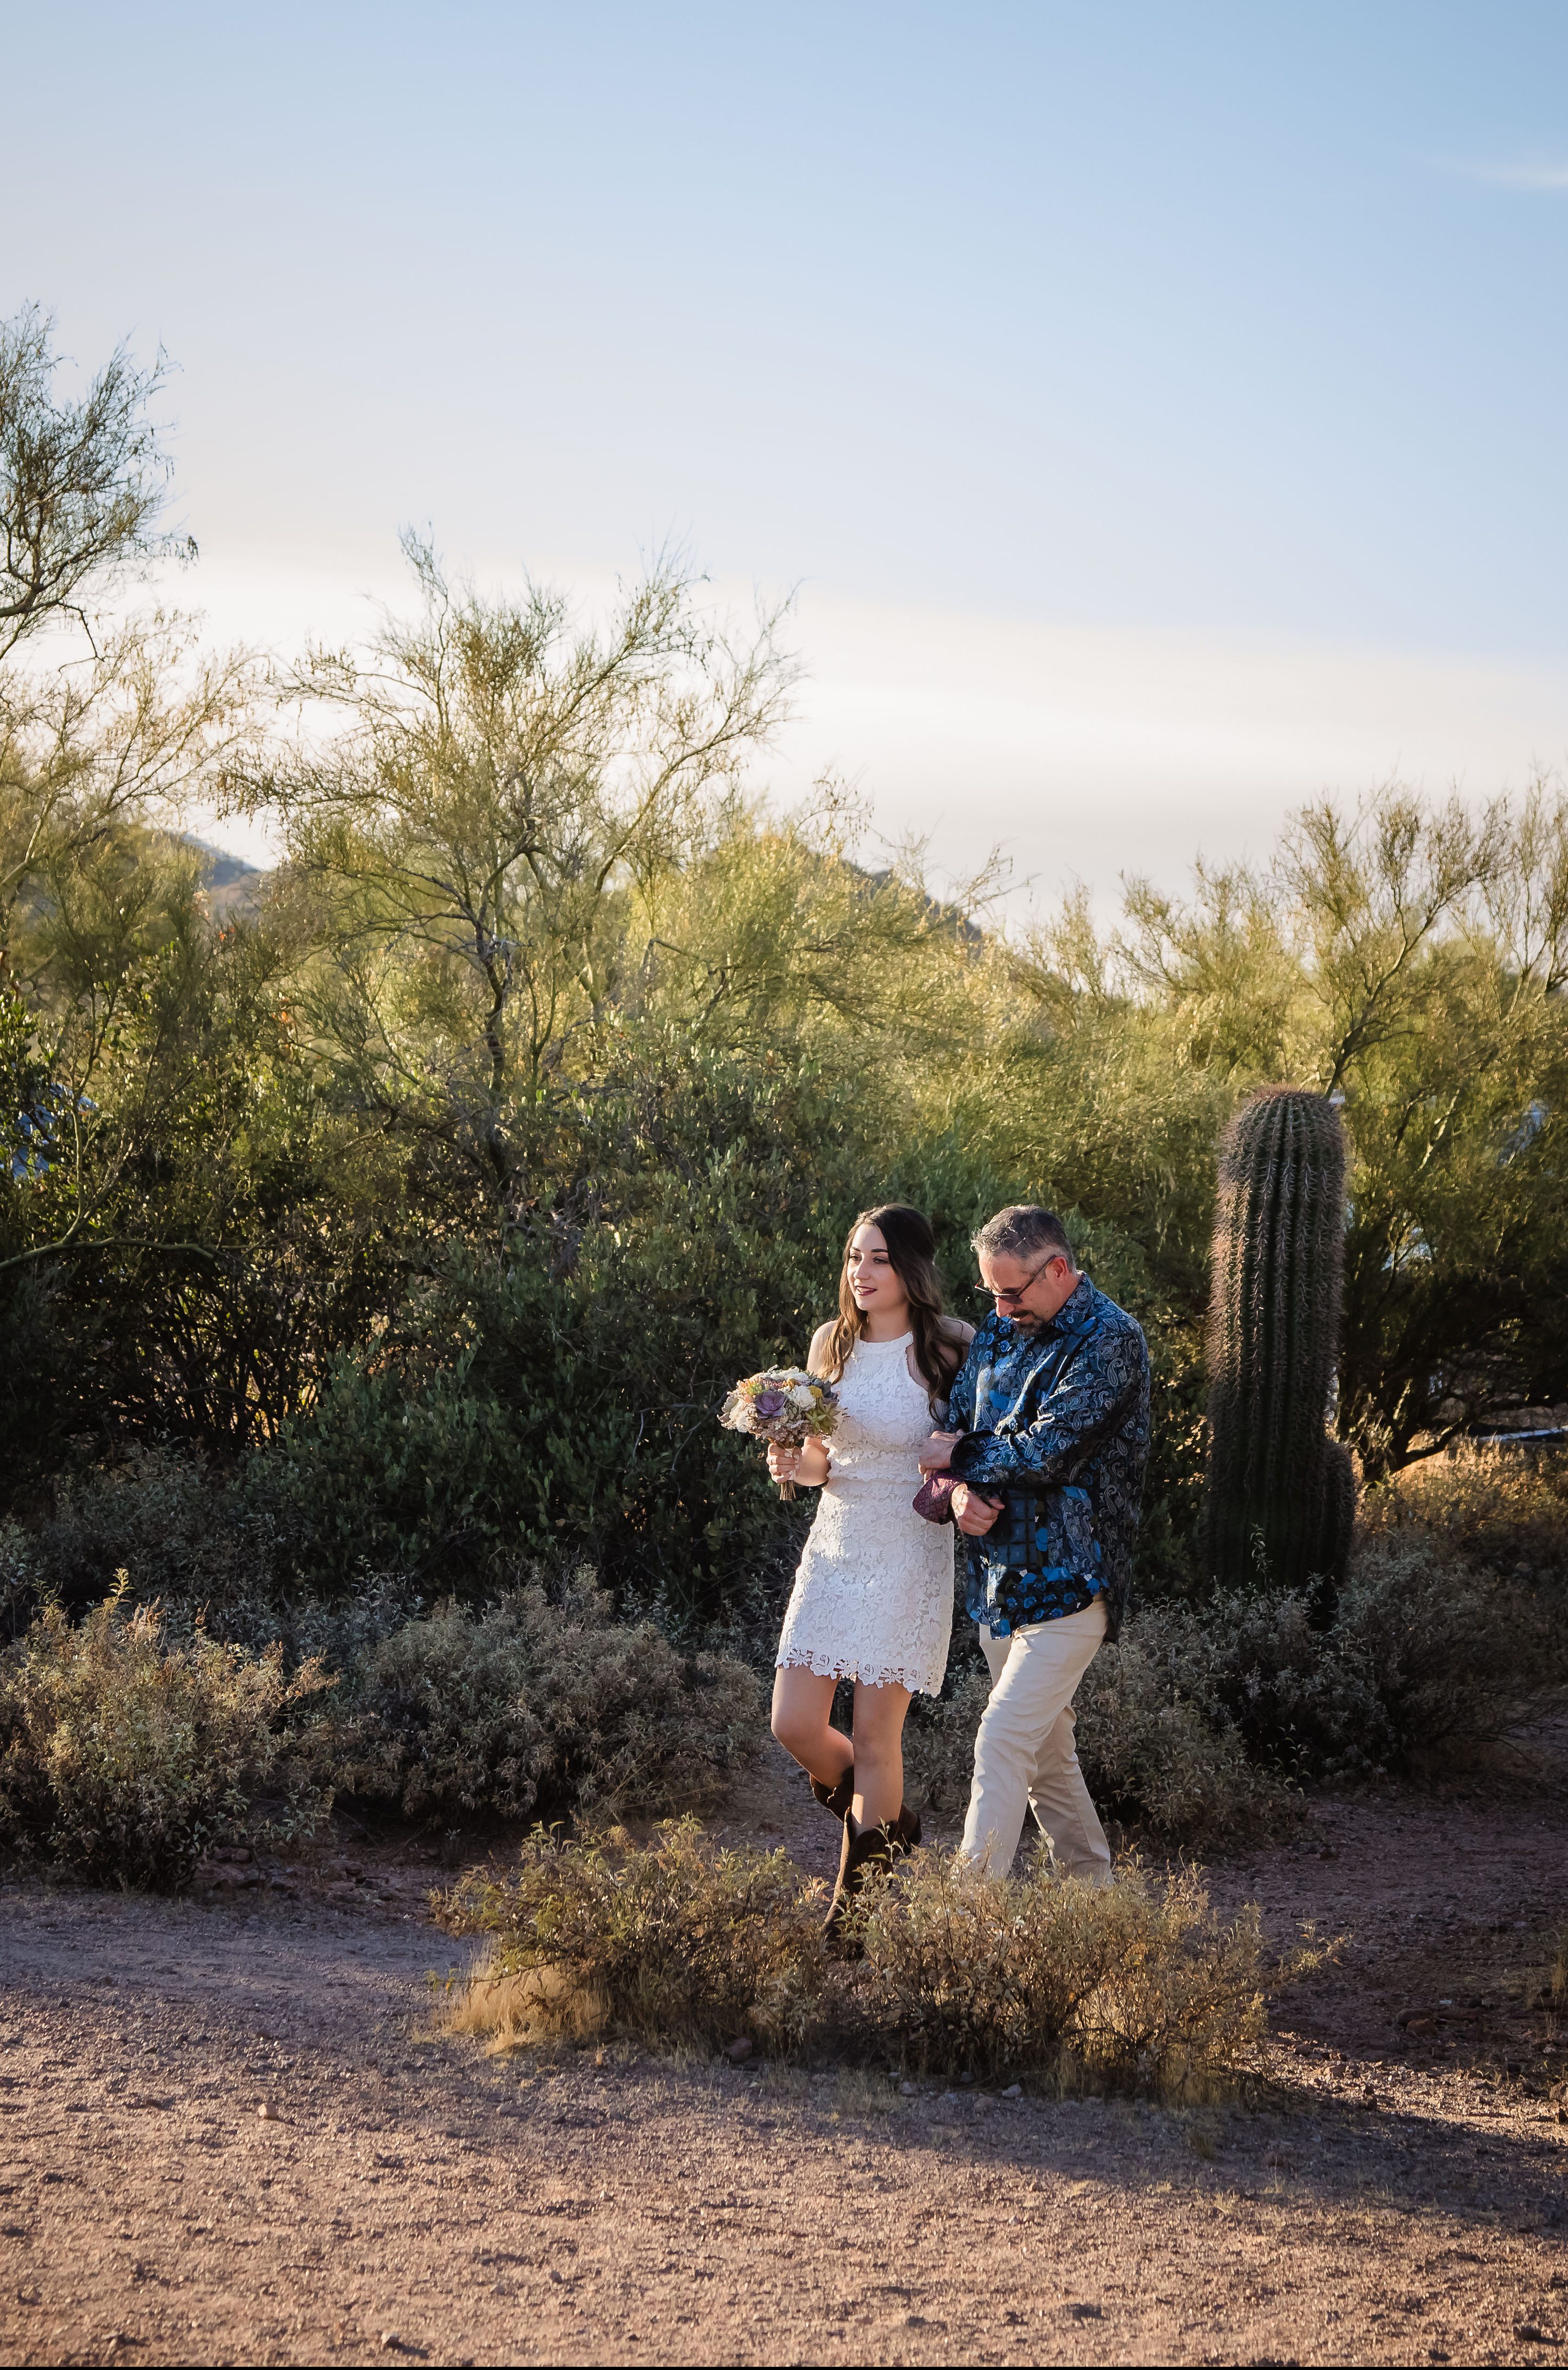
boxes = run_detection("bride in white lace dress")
[766,1204,972,1938]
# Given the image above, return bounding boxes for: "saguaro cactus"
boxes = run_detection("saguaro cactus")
[1205,1086,1356,1612]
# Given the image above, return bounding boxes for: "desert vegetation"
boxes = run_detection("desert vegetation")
[2,305,1567,1904]
[432,1817,1281,2091]
[908,1454,1568,1841]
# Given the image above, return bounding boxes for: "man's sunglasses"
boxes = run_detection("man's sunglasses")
[972,1253,1067,1308]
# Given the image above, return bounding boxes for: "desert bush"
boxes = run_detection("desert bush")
[1072,1638,1297,1838]
[1361,1444,1568,1580]
[436,1822,1276,2087]
[0,1587,333,1887]
[854,1853,1271,2085]
[1335,1534,1568,1762]
[0,1521,33,1642]
[335,1572,763,1824]
[898,1663,988,1816]
[0,1564,762,1889]
[1163,1541,1568,1775]
[436,1817,828,2055]
[16,1446,428,1684]
[903,1626,1293,1846]
[1127,1590,1385,1782]
[1097,1543,1568,1789]
[906,1520,1568,1847]
[27,1443,281,1613]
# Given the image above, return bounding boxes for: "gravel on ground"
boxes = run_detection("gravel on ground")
[3,1732,1566,2366]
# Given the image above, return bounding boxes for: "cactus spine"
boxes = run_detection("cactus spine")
[1205,1087,1356,1610]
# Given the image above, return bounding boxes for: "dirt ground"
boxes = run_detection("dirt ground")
[3,1728,1566,2368]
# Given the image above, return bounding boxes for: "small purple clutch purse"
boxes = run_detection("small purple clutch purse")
[913,1471,959,1525]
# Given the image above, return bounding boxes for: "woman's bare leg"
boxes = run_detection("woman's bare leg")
[850,1679,911,1828]
[771,1666,855,1789]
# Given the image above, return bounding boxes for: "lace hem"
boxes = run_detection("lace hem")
[775,1646,935,1695]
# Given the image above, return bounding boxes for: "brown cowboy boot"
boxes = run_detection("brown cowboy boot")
[890,1801,921,1854]
[823,1811,896,1956]
[810,1769,922,1849]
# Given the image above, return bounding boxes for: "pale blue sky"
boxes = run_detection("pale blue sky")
[6,2,1568,899]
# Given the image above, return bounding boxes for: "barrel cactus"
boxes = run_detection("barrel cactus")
[1205,1087,1356,1615]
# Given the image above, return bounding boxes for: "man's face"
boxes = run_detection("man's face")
[977,1248,1079,1331]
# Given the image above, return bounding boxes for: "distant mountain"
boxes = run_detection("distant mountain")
[184,837,265,917]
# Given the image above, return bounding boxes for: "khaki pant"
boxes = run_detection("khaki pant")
[958,1601,1112,1882]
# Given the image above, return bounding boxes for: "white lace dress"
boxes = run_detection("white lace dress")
[774,1331,955,1696]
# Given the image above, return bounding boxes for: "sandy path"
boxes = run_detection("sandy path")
[2,1741,1566,2366]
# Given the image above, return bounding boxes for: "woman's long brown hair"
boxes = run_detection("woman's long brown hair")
[819,1203,962,1409]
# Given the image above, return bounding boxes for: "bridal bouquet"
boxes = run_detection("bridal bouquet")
[719,1367,840,1499]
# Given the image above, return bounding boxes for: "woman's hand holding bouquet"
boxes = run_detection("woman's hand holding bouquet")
[718,1367,839,1500]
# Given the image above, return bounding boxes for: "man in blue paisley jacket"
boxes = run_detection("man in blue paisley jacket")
[922,1204,1150,1882]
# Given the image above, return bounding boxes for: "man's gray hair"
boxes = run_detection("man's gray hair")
[972,1204,1075,1265]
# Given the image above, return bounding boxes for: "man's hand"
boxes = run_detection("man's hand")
[952,1482,1004,1536]
[919,1431,961,1473]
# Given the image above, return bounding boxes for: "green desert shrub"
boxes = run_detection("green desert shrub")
[898,1662,987,1817]
[0,1587,334,1888]
[1165,1538,1568,1776]
[1072,1639,1296,1838]
[335,1572,763,1824]
[1119,1590,1385,1784]
[1335,1533,1568,1763]
[907,1520,1568,1847]
[240,1088,865,1623]
[436,1822,1277,2087]
[27,1443,281,1613]
[0,1521,34,1643]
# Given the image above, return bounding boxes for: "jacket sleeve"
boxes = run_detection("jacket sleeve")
[948,1325,1146,1489]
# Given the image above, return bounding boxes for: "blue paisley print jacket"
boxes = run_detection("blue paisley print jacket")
[946,1278,1150,1639]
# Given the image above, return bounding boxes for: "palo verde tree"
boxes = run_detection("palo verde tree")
[0,302,186,659]
[227,538,799,1227]
[0,309,340,1486]
[1115,788,1568,1473]
[0,300,259,1292]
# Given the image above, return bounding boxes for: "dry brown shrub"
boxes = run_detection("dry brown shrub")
[436,1823,1279,2089]
[851,1852,1272,2086]
[436,1955,608,2053]
[434,1818,829,2056]
[1362,1444,1568,1577]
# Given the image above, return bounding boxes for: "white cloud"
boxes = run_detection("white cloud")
[773,593,1568,919]
[171,547,1568,925]
[1447,158,1568,191]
